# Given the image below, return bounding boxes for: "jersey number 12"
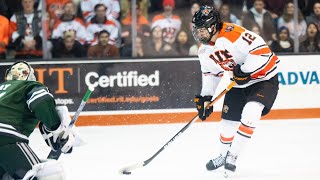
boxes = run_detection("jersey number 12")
[242,32,256,45]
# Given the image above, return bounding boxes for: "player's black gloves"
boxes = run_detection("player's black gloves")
[39,122,74,154]
[194,95,213,121]
[233,64,251,85]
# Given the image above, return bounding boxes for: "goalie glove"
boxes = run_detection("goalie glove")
[194,95,213,121]
[39,122,75,154]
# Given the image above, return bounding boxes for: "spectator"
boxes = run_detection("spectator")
[246,0,292,20]
[277,2,307,41]
[81,0,120,22]
[9,0,42,59]
[121,2,150,40]
[219,3,241,25]
[144,26,177,57]
[186,1,201,44]
[270,26,294,53]
[221,0,246,19]
[86,4,119,46]
[189,42,201,56]
[190,1,201,17]
[51,30,86,58]
[0,14,9,59]
[298,0,318,17]
[87,30,119,58]
[46,0,71,32]
[299,22,320,52]
[174,30,191,56]
[242,0,276,44]
[51,2,88,44]
[306,2,320,30]
[251,23,263,37]
[151,0,181,44]
[263,0,288,20]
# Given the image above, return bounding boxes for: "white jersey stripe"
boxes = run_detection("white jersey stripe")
[0,122,15,130]
[27,89,47,102]
[0,128,28,140]
[27,91,54,109]
[21,142,41,164]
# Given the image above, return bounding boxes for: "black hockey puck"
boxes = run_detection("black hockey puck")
[122,171,131,175]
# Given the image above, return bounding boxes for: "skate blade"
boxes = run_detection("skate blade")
[223,170,234,178]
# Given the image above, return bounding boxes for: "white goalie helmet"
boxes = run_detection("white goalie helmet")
[5,61,36,81]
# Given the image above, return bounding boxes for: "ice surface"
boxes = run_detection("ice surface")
[29,118,320,180]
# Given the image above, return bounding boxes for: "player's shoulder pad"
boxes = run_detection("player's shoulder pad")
[198,44,208,55]
[198,44,218,56]
[25,81,50,97]
[218,23,245,43]
[25,81,54,110]
[25,81,47,89]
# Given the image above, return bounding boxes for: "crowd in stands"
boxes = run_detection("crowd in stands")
[0,0,319,60]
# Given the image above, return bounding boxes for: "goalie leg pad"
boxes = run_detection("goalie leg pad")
[22,160,66,180]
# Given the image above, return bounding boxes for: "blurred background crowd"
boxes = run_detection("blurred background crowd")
[0,0,319,60]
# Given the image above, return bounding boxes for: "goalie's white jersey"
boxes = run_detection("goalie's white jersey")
[198,22,279,96]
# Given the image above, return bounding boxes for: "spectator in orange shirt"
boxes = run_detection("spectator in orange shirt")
[121,2,150,57]
[46,0,71,32]
[121,2,150,40]
[0,14,9,59]
[87,30,120,58]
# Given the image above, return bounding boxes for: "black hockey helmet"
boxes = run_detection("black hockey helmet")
[191,5,223,44]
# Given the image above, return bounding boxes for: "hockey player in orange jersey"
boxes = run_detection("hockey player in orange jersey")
[192,5,279,177]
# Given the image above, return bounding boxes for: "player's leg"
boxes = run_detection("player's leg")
[0,142,41,179]
[206,87,245,170]
[224,101,264,177]
[224,75,279,177]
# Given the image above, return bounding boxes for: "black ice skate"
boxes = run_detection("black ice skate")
[206,154,225,170]
[224,151,238,177]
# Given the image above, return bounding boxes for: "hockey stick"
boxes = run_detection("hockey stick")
[47,86,94,160]
[120,81,236,175]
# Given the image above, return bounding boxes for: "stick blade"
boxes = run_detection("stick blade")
[47,150,62,160]
[119,162,144,175]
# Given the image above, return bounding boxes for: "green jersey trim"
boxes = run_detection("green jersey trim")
[26,88,54,111]
[0,122,28,141]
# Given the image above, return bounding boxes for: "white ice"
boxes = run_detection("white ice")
[29,118,320,180]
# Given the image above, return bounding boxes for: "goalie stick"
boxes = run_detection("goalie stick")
[47,86,94,160]
[120,81,236,175]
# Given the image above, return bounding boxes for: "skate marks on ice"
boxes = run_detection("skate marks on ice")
[28,119,320,180]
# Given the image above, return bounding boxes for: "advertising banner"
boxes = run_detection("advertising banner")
[1,55,319,125]
[0,60,202,112]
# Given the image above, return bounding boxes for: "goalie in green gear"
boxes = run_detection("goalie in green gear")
[0,61,76,180]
